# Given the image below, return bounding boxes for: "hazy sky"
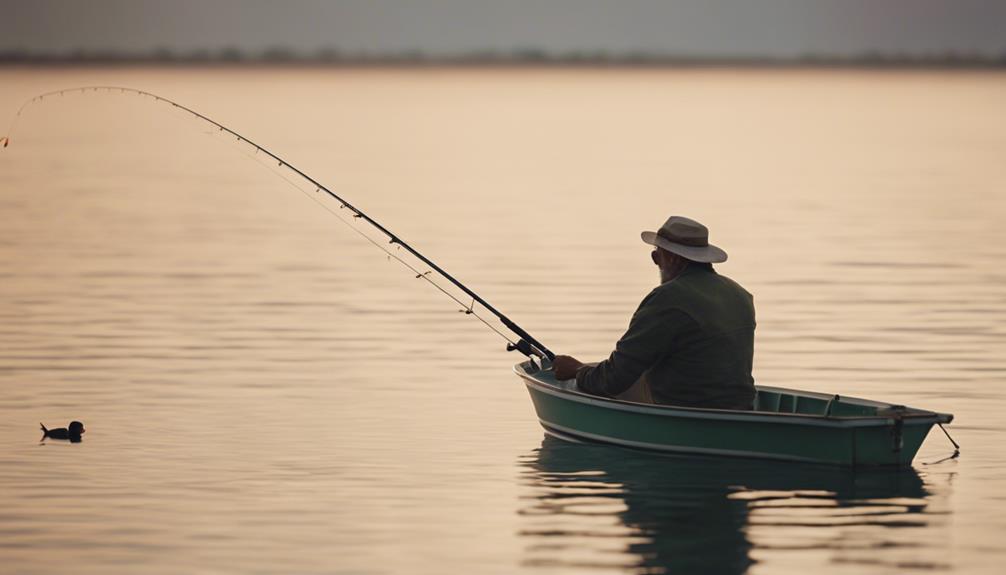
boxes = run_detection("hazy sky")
[2,0,1005,58]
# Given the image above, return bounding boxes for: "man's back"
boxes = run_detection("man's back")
[644,265,755,408]
[576,264,756,410]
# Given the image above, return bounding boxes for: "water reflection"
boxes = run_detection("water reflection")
[519,437,936,574]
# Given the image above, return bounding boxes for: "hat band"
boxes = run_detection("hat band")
[658,228,708,248]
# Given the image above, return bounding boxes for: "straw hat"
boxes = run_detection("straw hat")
[640,216,728,263]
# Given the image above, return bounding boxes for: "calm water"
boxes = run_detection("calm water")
[1,67,1004,574]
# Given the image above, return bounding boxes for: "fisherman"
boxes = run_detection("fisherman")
[552,216,756,410]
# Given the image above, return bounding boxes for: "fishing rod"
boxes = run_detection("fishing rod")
[2,86,554,362]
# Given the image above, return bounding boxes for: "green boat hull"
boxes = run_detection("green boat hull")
[516,361,953,467]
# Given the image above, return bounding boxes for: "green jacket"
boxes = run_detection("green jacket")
[575,264,756,409]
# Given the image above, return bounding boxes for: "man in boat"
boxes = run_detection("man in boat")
[552,216,756,410]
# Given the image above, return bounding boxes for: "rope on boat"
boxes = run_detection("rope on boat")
[2,86,554,361]
[938,423,961,457]
[922,424,960,465]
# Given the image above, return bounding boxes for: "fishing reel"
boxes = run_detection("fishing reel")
[506,339,538,357]
[507,339,552,371]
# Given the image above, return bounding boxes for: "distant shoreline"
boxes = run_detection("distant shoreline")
[2,52,1005,70]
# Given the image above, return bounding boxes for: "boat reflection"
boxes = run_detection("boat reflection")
[519,436,934,574]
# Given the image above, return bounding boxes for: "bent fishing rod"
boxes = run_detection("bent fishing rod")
[2,86,554,362]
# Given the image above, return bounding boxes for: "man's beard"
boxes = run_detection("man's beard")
[659,266,676,284]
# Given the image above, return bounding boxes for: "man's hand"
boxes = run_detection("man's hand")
[552,355,584,381]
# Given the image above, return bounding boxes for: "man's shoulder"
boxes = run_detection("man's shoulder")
[683,267,751,295]
[637,276,695,312]
[645,267,752,305]
[642,279,680,301]
[708,271,752,297]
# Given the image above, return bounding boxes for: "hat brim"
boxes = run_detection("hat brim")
[641,231,728,263]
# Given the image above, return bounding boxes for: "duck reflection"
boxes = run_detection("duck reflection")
[519,436,931,574]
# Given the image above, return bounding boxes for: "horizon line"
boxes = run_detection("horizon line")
[3,49,1005,69]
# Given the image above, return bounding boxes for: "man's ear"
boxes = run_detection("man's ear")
[650,250,660,265]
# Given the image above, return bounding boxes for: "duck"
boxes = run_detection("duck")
[40,421,85,442]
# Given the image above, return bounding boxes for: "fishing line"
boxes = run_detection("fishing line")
[223,131,519,347]
[3,86,550,360]
[182,104,521,348]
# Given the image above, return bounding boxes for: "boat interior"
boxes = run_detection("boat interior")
[752,388,883,417]
[519,361,939,419]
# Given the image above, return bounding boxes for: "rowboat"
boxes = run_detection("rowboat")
[515,360,954,467]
